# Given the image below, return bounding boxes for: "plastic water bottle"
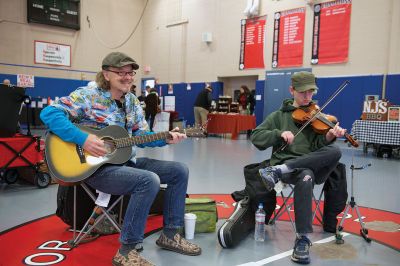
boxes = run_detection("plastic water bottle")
[254,203,266,242]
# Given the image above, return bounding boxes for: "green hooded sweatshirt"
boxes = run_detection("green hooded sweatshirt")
[250,99,333,166]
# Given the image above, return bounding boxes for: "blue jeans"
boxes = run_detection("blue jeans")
[85,157,189,245]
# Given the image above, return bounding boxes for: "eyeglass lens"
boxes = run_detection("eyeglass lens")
[108,69,136,77]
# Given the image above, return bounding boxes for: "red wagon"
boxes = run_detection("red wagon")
[0,84,50,188]
[0,133,50,188]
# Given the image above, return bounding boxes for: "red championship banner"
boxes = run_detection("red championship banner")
[311,0,352,65]
[272,8,305,68]
[239,16,266,70]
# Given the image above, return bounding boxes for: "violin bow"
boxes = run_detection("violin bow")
[274,80,350,154]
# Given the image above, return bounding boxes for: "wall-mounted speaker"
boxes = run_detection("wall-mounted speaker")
[202,32,213,43]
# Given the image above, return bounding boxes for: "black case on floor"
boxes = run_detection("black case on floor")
[56,185,130,230]
[56,185,165,230]
[217,196,255,248]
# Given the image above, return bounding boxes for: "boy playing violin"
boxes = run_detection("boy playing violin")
[250,71,346,264]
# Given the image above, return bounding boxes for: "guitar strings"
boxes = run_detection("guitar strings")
[103,139,117,147]
[100,128,204,150]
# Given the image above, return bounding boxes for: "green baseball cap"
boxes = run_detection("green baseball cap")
[291,71,318,92]
[101,52,139,70]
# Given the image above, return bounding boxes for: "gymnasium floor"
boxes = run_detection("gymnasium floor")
[0,131,399,265]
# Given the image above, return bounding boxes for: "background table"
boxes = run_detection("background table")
[163,110,179,130]
[351,120,400,146]
[207,113,256,139]
[351,120,400,156]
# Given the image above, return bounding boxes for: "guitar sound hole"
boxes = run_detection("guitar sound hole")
[103,137,116,154]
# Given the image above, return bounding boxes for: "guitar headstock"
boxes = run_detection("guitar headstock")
[180,126,206,138]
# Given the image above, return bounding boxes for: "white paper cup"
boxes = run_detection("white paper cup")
[184,213,197,239]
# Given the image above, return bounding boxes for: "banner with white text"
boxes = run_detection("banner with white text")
[272,7,305,68]
[239,16,266,70]
[311,0,352,65]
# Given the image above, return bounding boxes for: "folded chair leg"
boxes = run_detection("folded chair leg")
[312,190,324,224]
[269,183,325,238]
[68,213,99,248]
[270,196,293,224]
[119,197,124,225]
[268,184,297,236]
[269,185,294,225]
[73,185,77,241]
[80,183,122,232]
[269,191,297,233]
[94,198,123,233]
[68,184,123,248]
[285,199,297,235]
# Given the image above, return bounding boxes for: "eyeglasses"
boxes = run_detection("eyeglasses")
[107,69,137,77]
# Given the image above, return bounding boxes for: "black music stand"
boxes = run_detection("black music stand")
[335,152,372,244]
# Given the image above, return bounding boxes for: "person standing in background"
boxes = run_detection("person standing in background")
[2,79,11,86]
[194,84,212,130]
[144,85,151,96]
[247,89,257,137]
[238,85,251,113]
[138,85,151,102]
[137,89,146,102]
[145,88,160,131]
[249,89,256,115]
[130,84,137,95]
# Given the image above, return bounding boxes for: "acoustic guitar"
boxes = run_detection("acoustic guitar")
[45,124,205,183]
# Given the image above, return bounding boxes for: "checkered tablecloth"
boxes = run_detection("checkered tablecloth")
[351,120,400,145]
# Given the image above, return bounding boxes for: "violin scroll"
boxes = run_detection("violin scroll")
[344,133,359,148]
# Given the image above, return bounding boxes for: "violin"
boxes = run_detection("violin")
[292,103,359,147]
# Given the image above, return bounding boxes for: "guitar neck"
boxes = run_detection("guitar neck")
[115,131,172,148]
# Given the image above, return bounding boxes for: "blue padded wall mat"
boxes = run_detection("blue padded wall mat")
[315,75,383,132]
[28,76,88,98]
[0,74,17,85]
[158,82,222,127]
[385,74,400,104]
[3,72,396,133]
[0,73,87,98]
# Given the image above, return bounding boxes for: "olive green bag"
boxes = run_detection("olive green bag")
[185,198,218,233]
